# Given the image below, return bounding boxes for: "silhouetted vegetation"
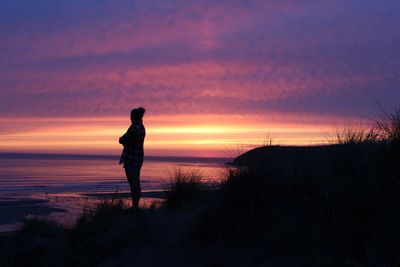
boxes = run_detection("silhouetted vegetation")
[193,167,272,244]
[327,125,380,144]
[0,218,67,267]
[194,142,400,265]
[68,199,155,266]
[375,106,400,143]
[162,168,208,210]
[0,199,155,267]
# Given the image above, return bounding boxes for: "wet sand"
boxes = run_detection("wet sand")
[0,198,67,225]
[83,190,167,199]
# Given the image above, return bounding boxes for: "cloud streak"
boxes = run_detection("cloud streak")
[0,0,399,154]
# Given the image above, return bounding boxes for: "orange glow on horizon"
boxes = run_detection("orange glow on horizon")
[0,114,371,157]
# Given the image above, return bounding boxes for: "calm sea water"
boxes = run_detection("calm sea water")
[0,153,229,231]
[0,153,229,196]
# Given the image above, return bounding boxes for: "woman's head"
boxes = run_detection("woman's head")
[131,107,146,123]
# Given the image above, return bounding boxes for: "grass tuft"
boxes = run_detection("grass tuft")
[162,168,206,210]
[326,125,380,145]
[375,106,400,143]
[76,198,127,227]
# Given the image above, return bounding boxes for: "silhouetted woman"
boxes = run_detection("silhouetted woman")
[119,107,146,211]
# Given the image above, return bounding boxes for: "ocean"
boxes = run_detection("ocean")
[0,153,229,232]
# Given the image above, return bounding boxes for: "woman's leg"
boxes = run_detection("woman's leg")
[125,166,142,210]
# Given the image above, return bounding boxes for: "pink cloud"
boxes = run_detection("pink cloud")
[0,0,399,119]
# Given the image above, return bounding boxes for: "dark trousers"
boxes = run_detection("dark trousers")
[124,165,142,208]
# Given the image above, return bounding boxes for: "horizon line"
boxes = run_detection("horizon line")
[0,151,232,161]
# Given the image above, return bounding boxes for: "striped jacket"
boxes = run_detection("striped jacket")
[119,122,146,167]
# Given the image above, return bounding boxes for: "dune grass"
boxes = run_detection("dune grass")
[375,106,400,143]
[0,198,155,267]
[326,125,381,145]
[162,168,207,210]
[193,141,400,265]
[193,167,272,244]
[0,218,67,267]
[76,197,127,227]
[326,106,400,146]
[68,198,155,266]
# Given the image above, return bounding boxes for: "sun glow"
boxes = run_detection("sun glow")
[0,114,360,157]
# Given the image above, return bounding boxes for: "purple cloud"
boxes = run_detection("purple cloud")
[0,0,399,119]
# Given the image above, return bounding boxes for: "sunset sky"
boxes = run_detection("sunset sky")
[1,0,399,157]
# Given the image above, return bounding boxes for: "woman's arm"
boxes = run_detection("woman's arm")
[119,126,135,145]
